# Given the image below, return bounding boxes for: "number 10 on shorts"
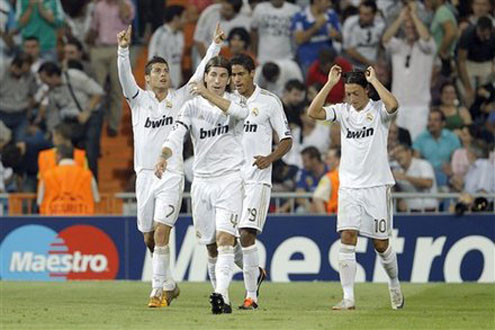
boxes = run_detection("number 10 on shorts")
[374,219,387,233]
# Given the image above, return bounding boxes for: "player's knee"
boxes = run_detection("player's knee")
[373,239,389,253]
[206,243,218,258]
[216,231,235,247]
[154,223,172,245]
[239,228,256,247]
[340,230,358,245]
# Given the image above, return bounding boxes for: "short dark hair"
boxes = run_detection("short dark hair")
[227,0,243,14]
[343,71,368,88]
[284,79,305,92]
[429,107,446,122]
[38,61,62,76]
[163,5,185,23]
[477,16,493,31]
[205,56,232,76]
[52,123,73,142]
[1,142,22,169]
[24,36,39,43]
[11,53,32,68]
[228,27,250,49]
[56,144,74,160]
[65,37,84,52]
[67,59,84,71]
[145,56,169,75]
[231,54,255,72]
[360,0,377,13]
[439,81,458,96]
[319,48,337,65]
[301,146,321,161]
[262,62,280,83]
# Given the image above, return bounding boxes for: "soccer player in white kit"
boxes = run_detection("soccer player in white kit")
[117,24,225,308]
[155,56,248,314]
[308,65,405,310]
[230,54,293,310]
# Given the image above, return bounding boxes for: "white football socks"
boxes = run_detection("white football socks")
[378,244,400,288]
[152,245,175,295]
[242,244,260,302]
[338,244,356,302]
[215,245,235,305]
[207,256,217,290]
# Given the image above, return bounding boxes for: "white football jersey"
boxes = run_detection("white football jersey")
[117,42,221,174]
[163,93,249,178]
[239,86,292,185]
[324,100,396,188]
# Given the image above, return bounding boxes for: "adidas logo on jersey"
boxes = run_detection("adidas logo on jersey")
[144,116,173,129]
[199,124,229,139]
[243,121,257,133]
[346,127,374,139]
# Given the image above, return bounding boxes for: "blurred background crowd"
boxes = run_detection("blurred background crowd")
[0,0,493,215]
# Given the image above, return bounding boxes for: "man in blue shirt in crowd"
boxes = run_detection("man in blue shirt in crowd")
[295,146,329,212]
[413,109,461,187]
[291,0,341,75]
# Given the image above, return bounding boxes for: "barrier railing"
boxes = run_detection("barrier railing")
[0,193,122,216]
[2,192,493,215]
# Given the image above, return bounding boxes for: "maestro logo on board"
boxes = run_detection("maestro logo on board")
[0,225,119,280]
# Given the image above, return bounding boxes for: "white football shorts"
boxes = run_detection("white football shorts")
[337,185,393,239]
[239,183,271,233]
[191,171,244,245]
[136,170,184,233]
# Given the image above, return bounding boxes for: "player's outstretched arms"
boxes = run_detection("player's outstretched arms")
[189,81,249,119]
[308,65,341,120]
[154,147,171,179]
[365,66,399,114]
[117,25,140,102]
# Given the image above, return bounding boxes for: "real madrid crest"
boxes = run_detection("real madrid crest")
[366,113,374,122]
[165,100,173,108]
[252,108,259,116]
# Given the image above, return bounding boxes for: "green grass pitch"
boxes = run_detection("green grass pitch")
[1,281,494,329]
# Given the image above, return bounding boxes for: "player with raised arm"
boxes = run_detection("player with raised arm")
[230,54,293,310]
[308,65,404,310]
[117,23,225,308]
[155,56,248,314]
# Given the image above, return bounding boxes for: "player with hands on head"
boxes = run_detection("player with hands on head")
[308,65,403,311]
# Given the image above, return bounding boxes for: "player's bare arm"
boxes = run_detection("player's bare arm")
[253,138,292,169]
[365,66,399,114]
[154,147,172,179]
[308,65,342,120]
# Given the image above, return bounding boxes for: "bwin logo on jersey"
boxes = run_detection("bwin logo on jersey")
[346,127,374,139]
[244,121,258,133]
[144,116,173,129]
[199,124,229,139]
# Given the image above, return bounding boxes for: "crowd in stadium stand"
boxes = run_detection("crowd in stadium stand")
[0,0,493,214]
